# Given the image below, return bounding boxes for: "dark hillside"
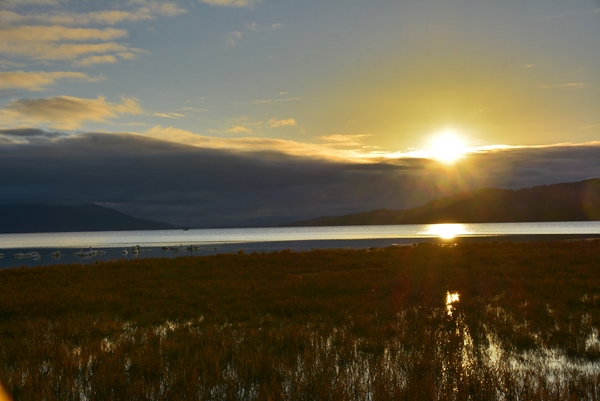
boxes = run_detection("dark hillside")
[0,204,174,233]
[285,178,600,226]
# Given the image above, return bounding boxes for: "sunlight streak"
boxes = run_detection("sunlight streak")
[419,223,471,239]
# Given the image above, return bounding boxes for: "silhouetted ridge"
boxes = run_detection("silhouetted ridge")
[0,204,174,233]
[284,178,600,226]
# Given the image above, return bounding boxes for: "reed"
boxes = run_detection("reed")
[2,241,600,399]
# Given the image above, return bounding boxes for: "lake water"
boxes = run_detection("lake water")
[1,221,600,268]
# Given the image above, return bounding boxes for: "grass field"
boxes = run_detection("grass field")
[2,241,600,400]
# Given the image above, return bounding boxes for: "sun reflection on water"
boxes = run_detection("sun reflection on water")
[446,292,460,316]
[419,223,471,239]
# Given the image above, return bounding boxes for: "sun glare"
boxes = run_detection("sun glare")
[428,130,466,164]
[420,223,470,239]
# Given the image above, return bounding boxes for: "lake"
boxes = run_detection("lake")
[1,221,600,268]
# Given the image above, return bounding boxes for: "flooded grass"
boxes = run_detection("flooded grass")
[2,241,600,399]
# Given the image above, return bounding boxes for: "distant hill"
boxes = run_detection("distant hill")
[0,204,175,233]
[284,178,600,227]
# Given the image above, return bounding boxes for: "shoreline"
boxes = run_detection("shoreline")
[1,233,600,270]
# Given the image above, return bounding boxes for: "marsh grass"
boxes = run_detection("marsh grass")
[2,241,600,399]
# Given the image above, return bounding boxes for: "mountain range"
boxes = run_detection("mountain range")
[0,204,174,234]
[284,178,600,227]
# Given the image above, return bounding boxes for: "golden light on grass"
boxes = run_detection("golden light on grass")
[0,383,11,401]
[428,129,467,164]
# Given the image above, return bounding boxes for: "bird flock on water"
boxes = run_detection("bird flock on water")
[0,244,204,261]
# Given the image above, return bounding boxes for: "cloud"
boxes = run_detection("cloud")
[0,25,147,61]
[225,125,251,134]
[0,127,65,144]
[225,31,242,46]
[319,134,370,147]
[0,26,127,43]
[0,70,101,90]
[268,117,297,128]
[0,96,142,129]
[153,112,185,119]
[244,22,258,31]
[0,3,185,25]
[199,0,258,8]
[251,97,301,105]
[245,22,282,31]
[539,82,586,89]
[0,3,183,65]
[0,59,23,69]
[74,55,119,67]
[2,132,600,227]
[560,82,585,88]
[1,0,63,6]
[143,125,415,163]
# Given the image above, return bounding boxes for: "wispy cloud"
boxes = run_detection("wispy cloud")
[2,0,64,6]
[225,125,252,134]
[539,82,586,89]
[560,82,585,88]
[0,26,149,61]
[0,2,183,66]
[268,117,296,128]
[0,3,185,26]
[74,55,118,67]
[0,26,128,42]
[319,134,370,147]
[0,70,101,91]
[245,22,282,31]
[226,31,243,46]
[0,59,23,69]
[199,0,259,8]
[0,96,142,130]
[244,22,258,31]
[251,97,301,105]
[153,112,185,119]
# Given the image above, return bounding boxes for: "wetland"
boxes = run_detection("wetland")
[2,241,600,399]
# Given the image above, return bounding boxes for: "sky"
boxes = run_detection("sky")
[1,0,599,227]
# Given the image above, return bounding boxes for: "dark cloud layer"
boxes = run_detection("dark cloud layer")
[0,127,62,138]
[1,131,600,227]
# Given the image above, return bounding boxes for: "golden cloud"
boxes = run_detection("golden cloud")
[0,3,184,25]
[1,96,142,130]
[0,70,101,91]
[225,125,252,134]
[0,41,145,61]
[142,126,600,165]
[143,125,395,162]
[74,55,119,67]
[319,134,370,147]
[268,117,297,128]
[0,26,127,42]
[153,112,185,119]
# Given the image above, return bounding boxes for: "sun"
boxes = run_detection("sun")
[428,129,467,164]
